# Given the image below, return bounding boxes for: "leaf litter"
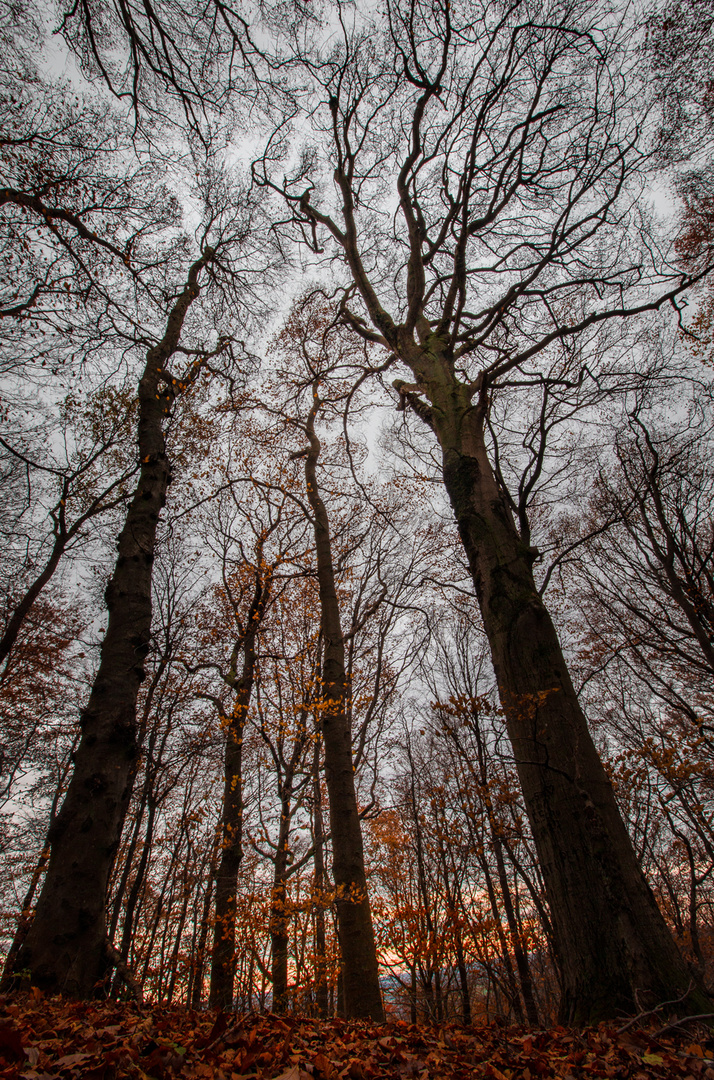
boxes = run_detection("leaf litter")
[1,995,713,1080]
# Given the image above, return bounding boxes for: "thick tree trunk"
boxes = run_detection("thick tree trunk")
[420,369,707,1022]
[303,401,384,1021]
[11,253,209,997]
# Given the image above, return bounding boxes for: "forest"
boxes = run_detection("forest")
[1,0,714,1066]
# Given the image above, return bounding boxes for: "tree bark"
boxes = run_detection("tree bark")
[270,874,290,1012]
[11,252,210,997]
[302,394,384,1021]
[419,366,707,1023]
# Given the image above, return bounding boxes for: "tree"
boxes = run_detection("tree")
[187,468,308,1009]
[257,0,713,1020]
[10,248,220,995]
[269,306,385,1021]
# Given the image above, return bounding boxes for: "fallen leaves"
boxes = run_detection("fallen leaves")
[0,995,712,1080]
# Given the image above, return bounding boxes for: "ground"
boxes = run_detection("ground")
[1,996,713,1079]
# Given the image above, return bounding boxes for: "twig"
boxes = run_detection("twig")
[616,982,693,1033]
[654,1013,714,1038]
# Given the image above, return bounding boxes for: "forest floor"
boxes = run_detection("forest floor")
[1,995,713,1080]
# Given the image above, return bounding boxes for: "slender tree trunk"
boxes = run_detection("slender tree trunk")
[478,849,524,1022]
[209,566,269,1008]
[312,739,329,1017]
[501,834,559,982]
[0,735,75,992]
[434,835,472,1026]
[270,780,293,1013]
[0,463,132,672]
[165,873,192,1004]
[466,714,540,1025]
[302,398,383,1021]
[208,698,247,1009]
[12,252,210,997]
[0,844,50,990]
[108,654,174,958]
[118,797,158,963]
[434,968,443,1022]
[190,831,221,1008]
[141,814,189,988]
[492,835,539,1025]
[454,933,471,1026]
[108,788,147,947]
[408,764,443,1021]
[411,366,708,1022]
[0,529,68,669]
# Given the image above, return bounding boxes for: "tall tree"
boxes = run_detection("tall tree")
[299,416,383,1021]
[192,478,303,1009]
[11,248,219,995]
[258,0,714,1020]
[288,390,384,1020]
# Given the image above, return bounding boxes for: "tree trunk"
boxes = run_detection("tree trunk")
[270,779,294,1013]
[312,740,329,1017]
[419,367,707,1023]
[190,825,221,1008]
[455,935,471,1026]
[409,964,417,1024]
[11,253,210,997]
[117,797,158,966]
[461,716,540,1025]
[492,834,539,1025]
[302,397,383,1021]
[270,878,290,1012]
[209,565,269,1009]
[208,701,247,1009]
